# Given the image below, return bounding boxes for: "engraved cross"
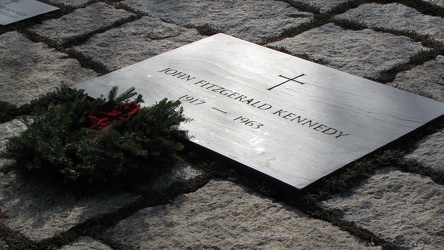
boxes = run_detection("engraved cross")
[267,74,306,91]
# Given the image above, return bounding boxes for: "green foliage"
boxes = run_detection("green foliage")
[0,100,18,123]
[1,86,187,188]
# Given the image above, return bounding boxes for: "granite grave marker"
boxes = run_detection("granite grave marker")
[0,0,58,25]
[74,34,444,189]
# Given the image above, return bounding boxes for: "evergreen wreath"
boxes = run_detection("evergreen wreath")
[1,86,188,188]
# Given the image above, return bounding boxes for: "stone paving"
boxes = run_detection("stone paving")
[0,0,443,249]
[268,23,426,79]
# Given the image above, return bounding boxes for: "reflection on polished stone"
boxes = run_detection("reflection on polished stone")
[74,34,444,189]
[0,0,58,25]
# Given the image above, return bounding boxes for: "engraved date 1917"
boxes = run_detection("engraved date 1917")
[178,94,206,105]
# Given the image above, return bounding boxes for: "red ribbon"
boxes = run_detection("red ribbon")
[88,100,140,132]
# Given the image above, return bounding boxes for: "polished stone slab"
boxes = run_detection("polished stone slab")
[74,34,444,189]
[0,0,58,25]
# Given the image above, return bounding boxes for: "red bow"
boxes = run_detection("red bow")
[88,100,140,133]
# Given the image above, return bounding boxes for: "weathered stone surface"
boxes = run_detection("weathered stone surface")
[47,0,90,7]
[268,23,426,79]
[76,33,444,190]
[389,55,444,102]
[121,0,313,43]
[0,240,8,250]
[28,2,135,45]
[320,168,444,250]
[0,119,27,152]
[0,32,97,106]
[61,237,112,250]
[289,0,350,13]
[1,1,444,248]
[0,0,58,26]
[0,159,13,172]
[0,172,139,241]
[424,0,444,7]
[0,118,23,178]
[335,3,444,43]
[145,162,203,191]
[109,180,379,249]
[406,129,444,173]
[73,16,204,71]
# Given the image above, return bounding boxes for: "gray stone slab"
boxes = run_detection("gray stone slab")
[320,168,444,249]
[47,0,90,8]
[268,23,426,79]
[0,240,8,249]
[61,237,113,250]
[0,119,26,152]
[74,34,444,189]
[289,0,350,13]
[142,162,203,191]
[335,3,444,44]
[0,0,58,25]
[0,171,140,240]
[389,55,444,102]
[424,0,444,7]
[121,0,313,43]
[0,119,25,171]
[28,2,134,46]
[0,32,98,106]
[72,16,204,71]
[0,158,13,171]
[109,180,380,249]
[406,129,444,174]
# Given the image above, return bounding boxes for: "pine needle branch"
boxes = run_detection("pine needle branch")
[115,87,138,103]
[107,86,119,100]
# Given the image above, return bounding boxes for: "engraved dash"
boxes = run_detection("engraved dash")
[212,107,228,114]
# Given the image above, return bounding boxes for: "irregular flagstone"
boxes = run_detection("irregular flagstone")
[0,1,443,249]
[267,23,426,79]
[109,180,380,249]
[0,119,27,152]
[406,129,444,174]
[28,2,135,46]
[0,171,140,241]
[335,3,444,44]
[121,0,313,43]
[60,237,113,250]
[424,0,444,7]
[144,162,203,191]
[388,55,444,102]
[0,119,26,171]
[129,160,204,193]
[72,16,204,71]
[289,0,350,13]
[47,0,90,8]
[320,168,444,250]
[0,32,97,106]
[0,240,8,249]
